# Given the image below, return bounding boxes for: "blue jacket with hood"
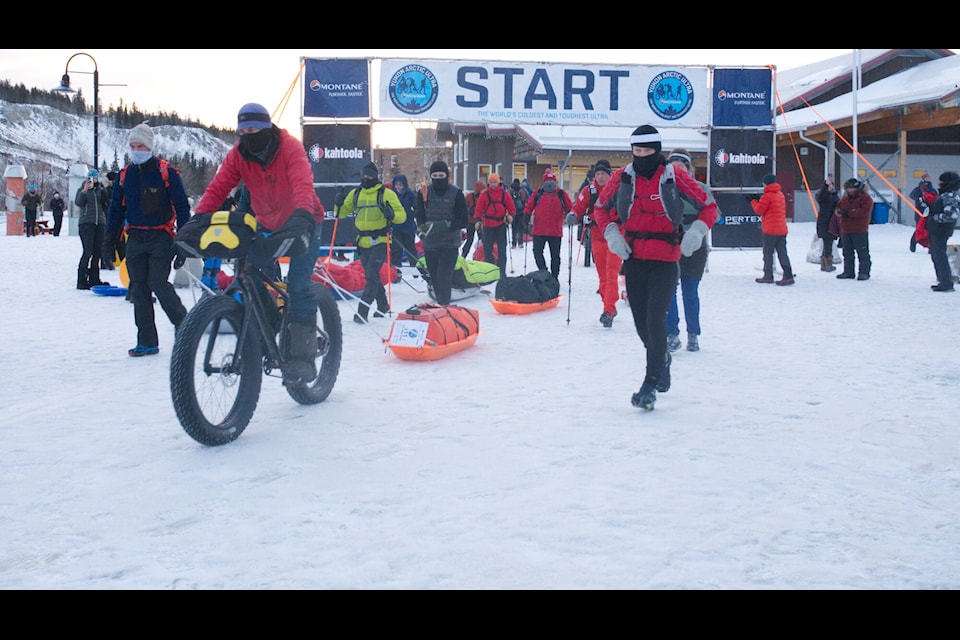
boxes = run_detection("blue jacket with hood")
[391,174,418,236]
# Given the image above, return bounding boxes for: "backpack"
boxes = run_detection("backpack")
[495,269,559,303]
[352,184,394,219]
[530,187,571,213]
[932,191,960,227]
[509,187,526,215]
[120,158,179,233]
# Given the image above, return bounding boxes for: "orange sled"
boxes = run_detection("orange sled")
[386,303,480,361]
[489,295,562,315]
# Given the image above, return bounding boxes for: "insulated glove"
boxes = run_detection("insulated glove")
[384,207,395,223]
[475,221,482,231]
[582,214,591,226]
[839,209,849,218]
[680,220,708,257]
[172,246,187,270]
[417,223,431,237]
[603,224,631,260]
[565,212,577,227]
[505,214,514,225]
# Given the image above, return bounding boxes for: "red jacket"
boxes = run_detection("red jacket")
[475,185,515,228]
[525,186,571,237]
[195,128,322,232]
[751,182,788,235]
[594,163,718,262]
[836,189,874,234]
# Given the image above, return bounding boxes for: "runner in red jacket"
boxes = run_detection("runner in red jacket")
[592,125,718,411]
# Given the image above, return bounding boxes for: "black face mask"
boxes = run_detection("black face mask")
[632,151,663,179]
[242,128,272,153]
[360,177,379,190]
[431,178,449,193]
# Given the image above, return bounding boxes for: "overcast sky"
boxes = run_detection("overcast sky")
[0,49,877,146]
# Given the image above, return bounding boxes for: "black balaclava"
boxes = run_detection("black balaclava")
[630,124,664,179]
[242,128,272,154]
[360,163,380,190]
[430,161,450,194]
[939,171,960,193]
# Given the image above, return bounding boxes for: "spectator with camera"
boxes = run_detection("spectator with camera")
[75,170,111,289]
[834,177,874,280]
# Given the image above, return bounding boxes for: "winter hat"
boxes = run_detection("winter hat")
[762,173,777,185]
[844,177,863,190]
[511,178,521,189]
[594,159,612,176]
[87,169,99,178]
[237,103,271,133]
[28,184,36,191]
[53,192,60,197]
[939,171,960,191]
[361,162,379,179]
[474,181,485,192]
[630,124,661,152]
[543,169,557,182]
[107,171,118,182]
[488,173,501,185]
[129,123,155,150]
[429,160,449,178]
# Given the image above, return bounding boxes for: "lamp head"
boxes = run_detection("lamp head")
[53,73,75,93]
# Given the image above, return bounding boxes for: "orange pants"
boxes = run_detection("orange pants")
[591,230,623,315]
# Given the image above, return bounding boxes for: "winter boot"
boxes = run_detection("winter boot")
[776,274,795,286]
[755,276,775,284]
[666,333,682,353]
[631,379,658,411]
[599,311,614,328]
[819,256,828,271]
[686,333,699,352]
[77,267,91,290]
[283,322,317,386]
[824,255,836,272]
[656,351,672,393]
[837,271,856,280]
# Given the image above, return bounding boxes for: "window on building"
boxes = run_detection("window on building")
[478,164,492,183]
[512,163,527,184]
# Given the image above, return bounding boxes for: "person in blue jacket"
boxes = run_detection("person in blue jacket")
[390,174,419,267]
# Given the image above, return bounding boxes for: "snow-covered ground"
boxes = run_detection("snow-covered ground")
[2,217,958,589]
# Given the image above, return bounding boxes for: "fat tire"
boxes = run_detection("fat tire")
[286,283,343,405]
[170,294,263,446]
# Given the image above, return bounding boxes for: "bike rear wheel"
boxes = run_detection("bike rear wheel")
[170,294,263,446]
[285,283,343,404]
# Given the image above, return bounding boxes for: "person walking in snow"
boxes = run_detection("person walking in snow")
[48,191,66,237]
[415,160,468,305]
[474,173,514,277]
[21,184,42,238]
[105,123,190,358]
[390,174,420,268]
[665,149,719,352]
[593,124,718,411]
[567,159,620,328]
[524,168,572,280]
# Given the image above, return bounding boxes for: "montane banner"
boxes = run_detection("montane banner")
[303,58,370,118]
[712,68,773,127]
[376,59,710,127]
[303,124,371,184]
[708,129,774,189]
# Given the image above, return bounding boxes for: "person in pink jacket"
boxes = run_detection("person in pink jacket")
[750,173,794,286]
[524,168,572,279]
[593,125,718,411]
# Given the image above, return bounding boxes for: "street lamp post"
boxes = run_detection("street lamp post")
[53,52,101,172]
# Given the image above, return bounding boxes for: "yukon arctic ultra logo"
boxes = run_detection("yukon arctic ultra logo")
[647,70,694,121]
[713,148,769,168]
[308,144,366,163]
[389,64,438,115]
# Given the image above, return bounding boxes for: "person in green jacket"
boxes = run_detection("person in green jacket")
[338,162,406,323]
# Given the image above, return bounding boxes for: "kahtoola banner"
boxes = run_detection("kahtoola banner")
[303,124,371,184]
[377,59,710,127]
[708,129,775,189]
[303,58,370,118]
[712,68,773,127]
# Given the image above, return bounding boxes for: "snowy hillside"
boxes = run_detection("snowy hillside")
[0,98,232,190]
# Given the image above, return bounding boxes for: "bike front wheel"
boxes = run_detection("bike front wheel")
[170,294,263,446]
[286,282,343,405]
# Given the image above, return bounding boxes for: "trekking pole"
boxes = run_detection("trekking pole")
[508,222,515,274]
[385,232,394,317]
[566,218,574,325]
